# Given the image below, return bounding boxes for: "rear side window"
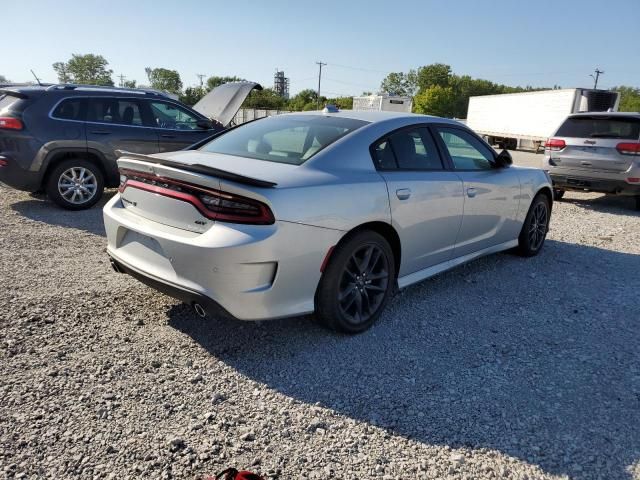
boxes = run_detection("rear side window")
[51,99,84,121]
[87,98,144,126]
[0,94,20,114]
[372,127,443,170]
[556,116,640,140]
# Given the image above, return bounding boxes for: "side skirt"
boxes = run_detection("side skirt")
[397,239,519,289]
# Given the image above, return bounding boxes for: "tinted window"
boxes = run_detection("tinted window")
[556,116,640,139]
[437,128,494,170]
[201,115,368,165]
[87,98,143,126]
[388,128,443,170]
[51,99,84,121]
[150,101,201,130]
[372,140,397,169]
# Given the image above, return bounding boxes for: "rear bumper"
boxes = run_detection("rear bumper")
[0,154,42,191]
[549,174,640,196]
[103,194,343,321]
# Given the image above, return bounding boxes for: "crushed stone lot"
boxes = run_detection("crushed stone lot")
[1,151,639,480]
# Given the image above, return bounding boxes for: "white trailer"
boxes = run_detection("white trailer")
[466,88,620,151]
[353,94,413,113]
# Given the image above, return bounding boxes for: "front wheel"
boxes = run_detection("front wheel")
[517,194,551,257]
[553,189,565,201]
[315,231,396,334]
[46,159,104,210]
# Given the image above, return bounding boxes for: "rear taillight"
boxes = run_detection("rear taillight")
[0,156,8,167]
[616,142,640,156]
[0,117,23,130]
[119,169,275,225]
[545,138,566,151]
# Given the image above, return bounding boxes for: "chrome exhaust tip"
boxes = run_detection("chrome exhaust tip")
[193,303,207,318]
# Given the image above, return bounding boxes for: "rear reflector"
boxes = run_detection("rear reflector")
[544,138,566,151]
[119,168,275,225]
[0,157,7,167]
[616,142,640,156]
[0,117,23,130]
[627,177,640,183]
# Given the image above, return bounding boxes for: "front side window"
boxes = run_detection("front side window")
[87,98,143,126]
[51,98,84,121]
[437,127,495,170]
[150,101,201,130]
[200,115,368,165]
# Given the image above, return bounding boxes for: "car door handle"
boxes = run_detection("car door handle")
[396,188,411,200]
[466,187,477,198]
[160,134,176,138]
[90,130,110,135]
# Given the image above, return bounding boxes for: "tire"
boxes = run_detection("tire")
[46,158,104,210]
[315,230,396,334]
[553,189,565,201]
[517,194,551,257]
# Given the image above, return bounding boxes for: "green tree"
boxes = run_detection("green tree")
[413,85,457,117]
[206,75,245,91]
[180,86,207,106]
[145,67,183,94]
[53,54,114,85]
[614,86,640,112]
[242,88,287,109]
[380,71,417,96]
[0,75,8,84]
[327,96,354,110]
[288,89,318,111]
[416,63,452,90]
[122,79,137,89]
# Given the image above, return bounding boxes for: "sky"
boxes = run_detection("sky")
[3,0,639,96]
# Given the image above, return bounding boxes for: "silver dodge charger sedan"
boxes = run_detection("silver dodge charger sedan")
[104,110,552,333]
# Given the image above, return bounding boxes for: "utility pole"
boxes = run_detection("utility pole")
[118,74,126,87]
[196,74,205,88]
[590,68,604,89]
[316,61,326,109]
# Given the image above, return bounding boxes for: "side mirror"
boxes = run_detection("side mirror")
[495,149,513,168]
[196,119,213,130]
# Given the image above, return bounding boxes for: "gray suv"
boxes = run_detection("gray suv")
[0,82,260,209]
[542,112,640,210]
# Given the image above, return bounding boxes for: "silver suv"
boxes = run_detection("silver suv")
[542,112,640,210]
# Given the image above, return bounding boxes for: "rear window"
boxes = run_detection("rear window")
[556,116,640,140]
[200,115,368,165]
[0,94,20,115]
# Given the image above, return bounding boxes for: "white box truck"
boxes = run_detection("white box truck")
[466,88,620,151]
[353,94,413,113]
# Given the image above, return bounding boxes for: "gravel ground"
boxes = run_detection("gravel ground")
[1,151,639,480]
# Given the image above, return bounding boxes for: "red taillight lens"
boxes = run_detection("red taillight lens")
[0,117,23,130]
[616,142,640,156]
[119,169,275,225]
[545,138,566,151]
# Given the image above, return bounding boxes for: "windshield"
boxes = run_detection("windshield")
[200,115,368,165]
[556,116,640,139]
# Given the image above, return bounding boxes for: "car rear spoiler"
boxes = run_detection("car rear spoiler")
[0,89,28,99]
[115,151,277,188]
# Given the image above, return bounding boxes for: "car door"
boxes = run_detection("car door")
[148,100,215,152]
[86,97,159,164]
[433,126,520,257]
[373,126,464,276]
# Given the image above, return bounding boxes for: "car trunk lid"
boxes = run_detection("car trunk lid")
[192,81,262,127]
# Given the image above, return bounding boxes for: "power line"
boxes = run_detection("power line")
[326,62,389,74]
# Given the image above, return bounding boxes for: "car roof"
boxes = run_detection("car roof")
[281,109,461,125]
[569,111,640,118]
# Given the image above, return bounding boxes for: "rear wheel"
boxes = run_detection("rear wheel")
[315,231,396,333]
[553,189,565,201]
[46,159,104,210]
[517,194,550,257]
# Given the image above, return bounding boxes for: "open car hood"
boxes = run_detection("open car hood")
[192,81,262,127]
